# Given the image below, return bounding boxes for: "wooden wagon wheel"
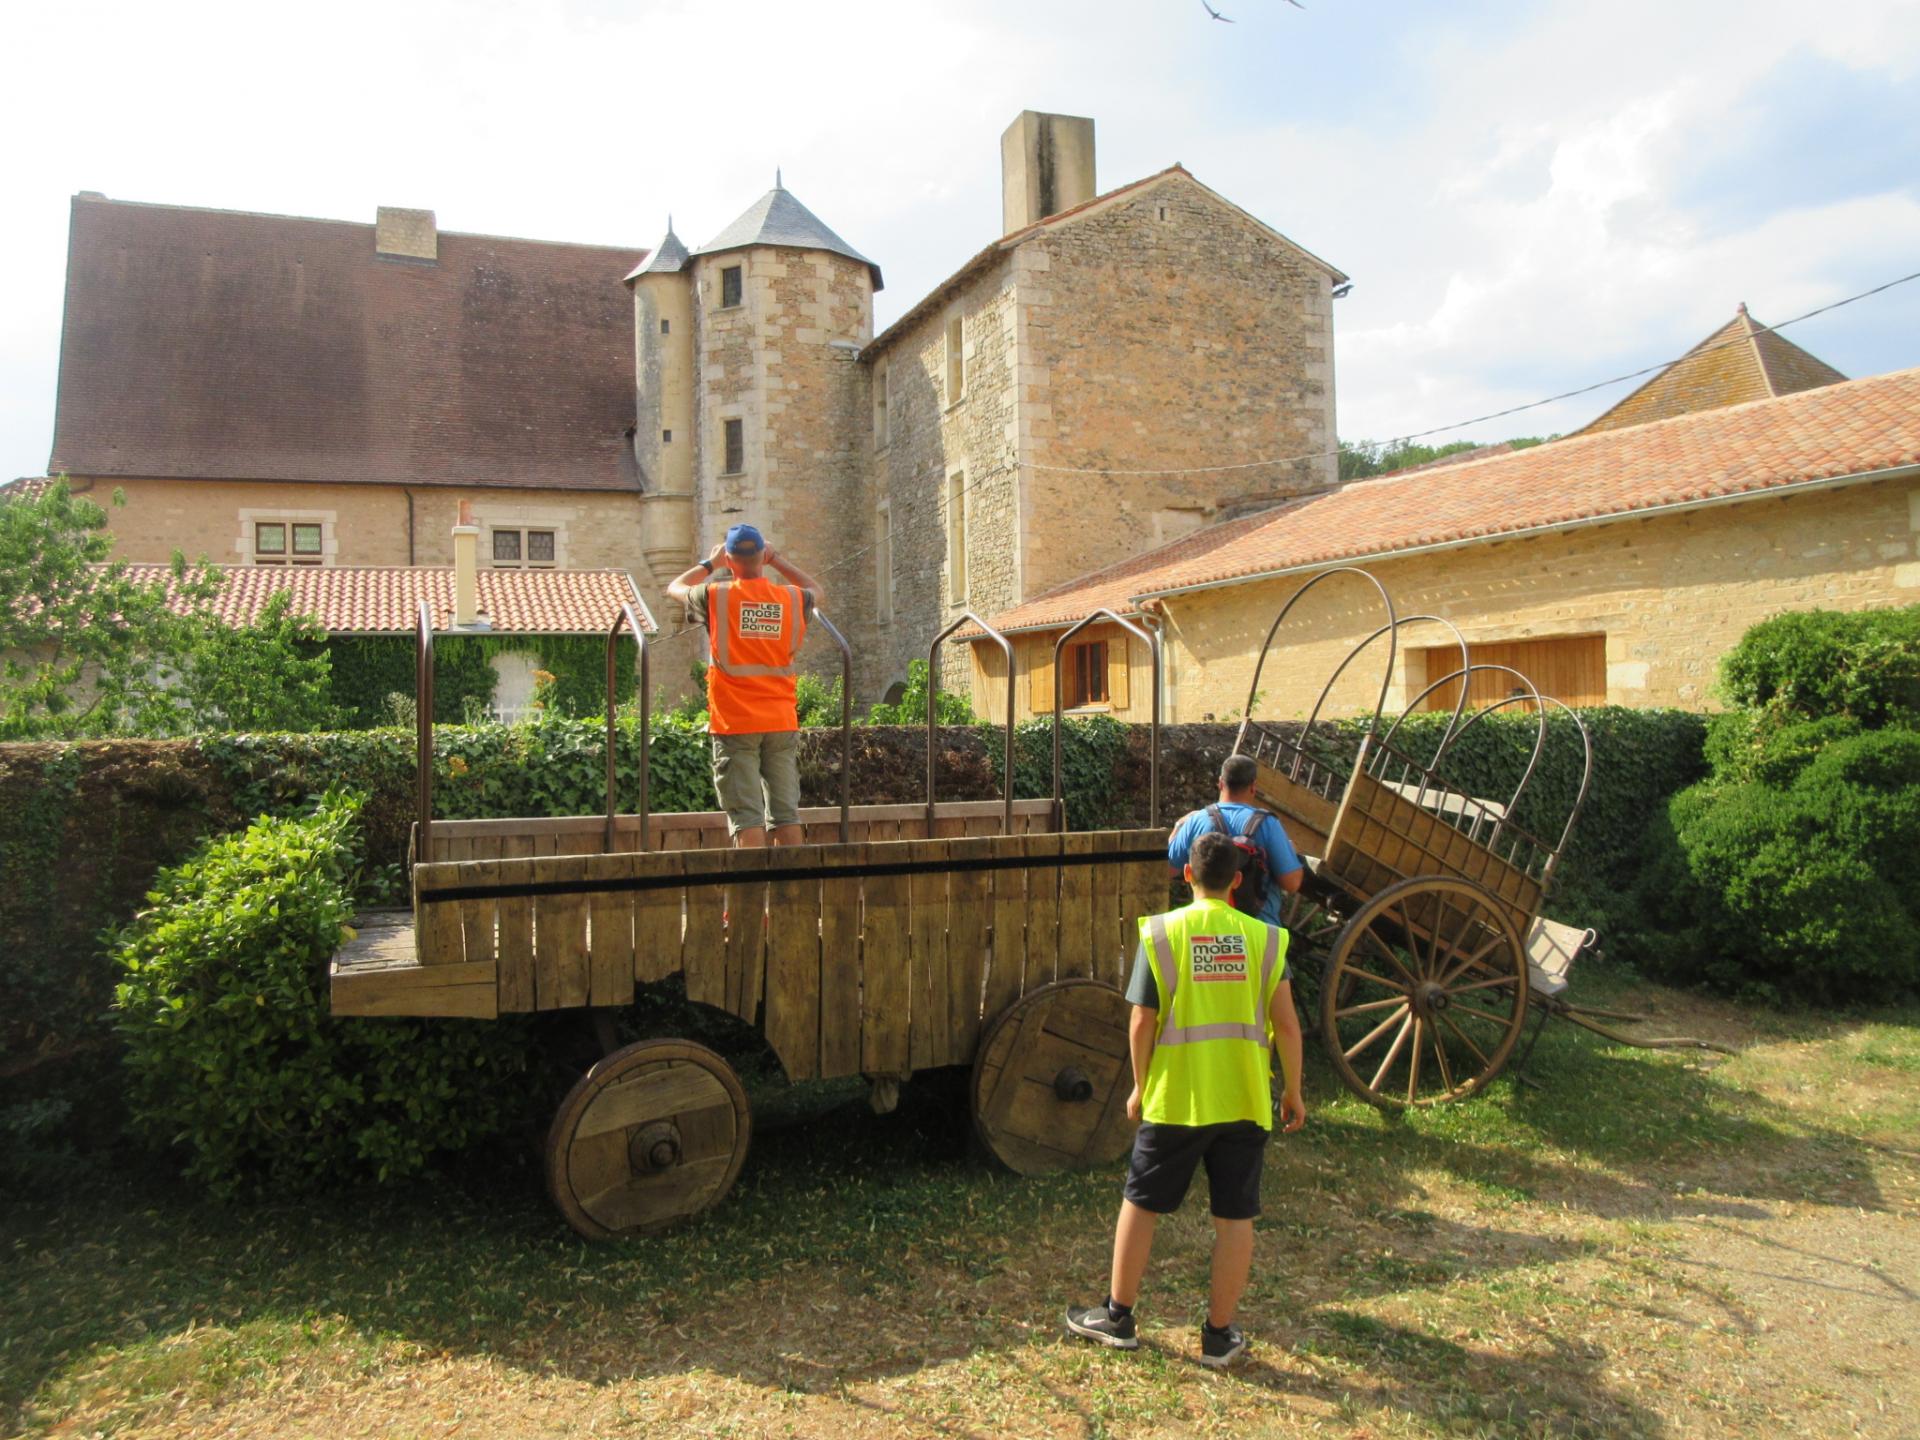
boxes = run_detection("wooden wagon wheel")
[1320,875,1528,1108]
[1280,880,1346,999]
[972,980,1137,1176]
[545,1038,751,1239]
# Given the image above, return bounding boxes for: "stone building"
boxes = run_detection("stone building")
[972,365,1920,722]
[33,112,1345,707]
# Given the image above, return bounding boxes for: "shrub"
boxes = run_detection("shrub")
[1632,728,1920,1004]
[113,790,533,1197]
[868,658,977,725]
[1717,606,1920,725]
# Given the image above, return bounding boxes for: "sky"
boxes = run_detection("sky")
[4,0,1918,481]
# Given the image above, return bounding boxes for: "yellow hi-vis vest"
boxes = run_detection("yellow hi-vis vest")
[1140,898,1288,1129]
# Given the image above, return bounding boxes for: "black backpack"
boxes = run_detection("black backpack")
[1206,803,1274,917]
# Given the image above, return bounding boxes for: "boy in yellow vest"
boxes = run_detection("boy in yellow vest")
[1066,831,1306,1368]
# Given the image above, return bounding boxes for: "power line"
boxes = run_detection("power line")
[1022,267,1920,477]
[650,263,1920,640]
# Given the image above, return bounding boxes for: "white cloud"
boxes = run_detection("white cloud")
[2,0,1917,476]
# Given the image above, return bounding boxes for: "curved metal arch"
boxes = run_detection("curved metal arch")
[415,601,435,861]
[929,612,1017,834]
[604,602,651,852]
[1232,567,1399,757]
[1305,614,1472,748]
[1051,608,1162,827]
[1439,690,1593,876]
[807,610,856,843]
[1382,663,1548,824]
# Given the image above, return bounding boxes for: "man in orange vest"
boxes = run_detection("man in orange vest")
[667,525,823,847]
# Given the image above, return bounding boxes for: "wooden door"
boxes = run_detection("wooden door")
[1419,634,1606,711]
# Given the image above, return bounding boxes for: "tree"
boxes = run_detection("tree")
[163,592,338,734]
[1338,435,1552,482]
[0,480,220,737]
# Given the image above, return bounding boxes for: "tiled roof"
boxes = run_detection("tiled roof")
[114,563,654,635]
[2,476,54,502]
[1573,306,1845,436]
[985,366,1920,633]
[50,196,645,491]
[864,165,1346,360]
[693,183,882,289]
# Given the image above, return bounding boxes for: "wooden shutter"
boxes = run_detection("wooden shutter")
[1027,635,1056,716]
[1106,630,1131,711]
[1419,635,1606,711]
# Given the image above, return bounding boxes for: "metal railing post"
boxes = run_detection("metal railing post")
[1050,608,1162,829]
[928,612,1017,834]
[415,601,434,863]
[606,602,651,852]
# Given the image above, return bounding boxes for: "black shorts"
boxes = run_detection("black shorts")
[1123,1120,1268,1220]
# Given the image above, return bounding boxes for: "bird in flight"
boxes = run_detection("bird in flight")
[1201,0,1234,19]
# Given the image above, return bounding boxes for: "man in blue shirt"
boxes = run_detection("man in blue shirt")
[1166,755,1305,926]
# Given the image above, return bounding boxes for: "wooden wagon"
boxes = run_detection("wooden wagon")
[1232,568,1726,1108]
[330,604,1172,1238]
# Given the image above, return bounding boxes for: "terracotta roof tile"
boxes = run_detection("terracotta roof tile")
[50,197,644,491]
[113,563,653,635]
[988,366,1920,633]
[1574,306,1845,436]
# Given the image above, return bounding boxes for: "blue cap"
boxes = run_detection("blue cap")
[724,523,765,554]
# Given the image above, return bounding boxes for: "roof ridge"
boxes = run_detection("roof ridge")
[1739,304,1783,397]
[70,194,644,255]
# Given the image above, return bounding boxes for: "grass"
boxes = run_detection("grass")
[4,966,1917,1439]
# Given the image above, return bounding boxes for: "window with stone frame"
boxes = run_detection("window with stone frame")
[491,528,557,568]
[946,471,967,603]
[945,315,965,405]
[873,359,890,448]
[722,418,745,475]
[720,265,743,308]
[253,520,324,566]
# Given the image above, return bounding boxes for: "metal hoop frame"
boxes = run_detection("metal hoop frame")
[928,612,1017,833]
[1050,608,1162,828]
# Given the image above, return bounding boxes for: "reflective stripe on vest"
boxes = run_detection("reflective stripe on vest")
[708,580,807,678]
[1147,913,1282,1046]
[1139,899,1288,1129]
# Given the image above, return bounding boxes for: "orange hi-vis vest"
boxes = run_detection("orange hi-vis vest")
[705,577,807,735]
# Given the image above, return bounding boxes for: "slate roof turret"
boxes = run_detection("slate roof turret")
[625,218,690,282]
[693,180,882,290]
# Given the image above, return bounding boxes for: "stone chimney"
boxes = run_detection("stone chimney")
[376,206,438,261]
[1001,111,1096,234]
[451,500,481,628]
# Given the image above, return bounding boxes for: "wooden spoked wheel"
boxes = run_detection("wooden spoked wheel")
[972,980,1137,1176]
[545,1039,751,1239]
[1320,876,1528,1108]
[1280,881,1347,1003]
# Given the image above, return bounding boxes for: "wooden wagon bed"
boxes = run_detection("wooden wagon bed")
[333,823,1169,1086]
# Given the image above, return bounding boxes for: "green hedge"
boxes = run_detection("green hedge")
[112,791,536,1196]
[1717,605,1920,725]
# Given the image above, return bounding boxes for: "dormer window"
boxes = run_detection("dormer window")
[720,265,743,308]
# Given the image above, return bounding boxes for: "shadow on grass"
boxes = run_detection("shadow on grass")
[3,987,1910,1437]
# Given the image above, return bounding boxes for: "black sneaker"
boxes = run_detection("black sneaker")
[1198,1322,1247,1369]
[1064,1303,1138,1350]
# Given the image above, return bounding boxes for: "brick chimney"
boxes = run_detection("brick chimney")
[376,206,438,261]
[1001,111,1096,234]
[452,500,481,628]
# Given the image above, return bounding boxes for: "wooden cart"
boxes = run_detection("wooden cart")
[330,604,1171,1238]
[1232,568,1727,1108]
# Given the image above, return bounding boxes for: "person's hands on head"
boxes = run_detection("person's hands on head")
[707,541,730,569]
[760,546,776,565]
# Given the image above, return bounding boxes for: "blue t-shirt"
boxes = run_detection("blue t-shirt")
[1166,803,1303,927]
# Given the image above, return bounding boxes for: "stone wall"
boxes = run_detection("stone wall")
[1154,475,1920,721]
[864,258,1022,697]
[1017,171,1340,601]
[690,247,874,690]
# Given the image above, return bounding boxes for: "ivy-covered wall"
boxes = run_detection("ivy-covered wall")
[320,635,638,727]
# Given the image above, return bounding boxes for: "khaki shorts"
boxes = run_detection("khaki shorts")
[711,730,802,835]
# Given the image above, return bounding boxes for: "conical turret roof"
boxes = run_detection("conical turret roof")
[693,181,882,290]
[624,219,689,282]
